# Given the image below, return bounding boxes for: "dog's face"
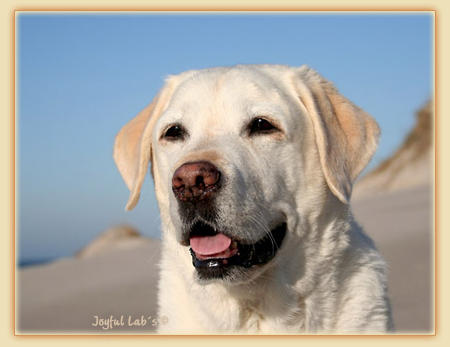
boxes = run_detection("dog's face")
[152,67,313,281]
[114,65,380,284]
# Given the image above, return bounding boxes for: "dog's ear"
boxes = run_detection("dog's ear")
[113,79,178,211]
[294,66,380,203]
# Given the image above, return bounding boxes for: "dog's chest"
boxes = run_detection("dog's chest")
[235,299,306,334]
[238,302,265,333]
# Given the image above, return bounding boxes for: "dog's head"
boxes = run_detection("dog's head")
[114,65,379,283]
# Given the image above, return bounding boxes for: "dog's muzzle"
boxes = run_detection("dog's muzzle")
[171,161,287,281]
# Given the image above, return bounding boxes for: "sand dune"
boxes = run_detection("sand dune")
[353,100,433,199]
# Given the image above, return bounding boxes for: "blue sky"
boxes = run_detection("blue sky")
[17,12,433,261]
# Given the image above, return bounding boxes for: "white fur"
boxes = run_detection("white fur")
[114,64,393,334]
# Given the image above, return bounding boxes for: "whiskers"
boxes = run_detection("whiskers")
[243,207,280,254]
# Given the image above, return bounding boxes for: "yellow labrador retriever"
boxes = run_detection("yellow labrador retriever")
[114,64,393,334]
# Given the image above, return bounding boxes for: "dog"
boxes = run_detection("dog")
[113,64,393,334]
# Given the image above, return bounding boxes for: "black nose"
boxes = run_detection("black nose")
[172,161,221,202]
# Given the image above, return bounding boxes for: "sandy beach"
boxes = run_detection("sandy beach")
[17,242,162,334]
[352,184,433,333]
[16,182,433,334]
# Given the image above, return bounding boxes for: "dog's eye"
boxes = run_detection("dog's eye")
[249,118,278,135]
[163,124,185,141]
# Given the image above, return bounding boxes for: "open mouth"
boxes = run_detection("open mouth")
[188,221,287,280]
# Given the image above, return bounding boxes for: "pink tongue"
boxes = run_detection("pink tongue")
[190,233,232,256]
